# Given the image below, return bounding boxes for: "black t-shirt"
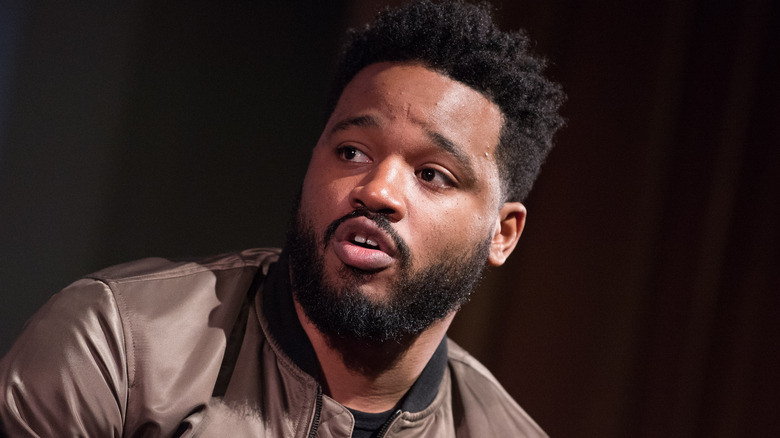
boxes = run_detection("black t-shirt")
[348,407,398,438]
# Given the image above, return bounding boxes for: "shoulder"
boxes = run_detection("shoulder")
[78,248,282,432]
[446,338,548,437]
[0,249,283,435]
[84,248,281,379]
[82,248,281,317]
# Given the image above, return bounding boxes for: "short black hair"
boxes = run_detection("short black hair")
[328,0,565,202]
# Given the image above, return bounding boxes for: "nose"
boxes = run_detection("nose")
[349,158,407,221]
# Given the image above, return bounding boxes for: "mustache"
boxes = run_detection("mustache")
[323,209,412,264]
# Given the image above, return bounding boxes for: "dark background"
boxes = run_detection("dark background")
[1,1,778,436]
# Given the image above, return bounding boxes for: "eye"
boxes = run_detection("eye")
[416,167,455,189]
[337,145,371,163]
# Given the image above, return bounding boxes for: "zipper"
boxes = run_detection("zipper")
[376,410,402,438]
[307,386,323,438]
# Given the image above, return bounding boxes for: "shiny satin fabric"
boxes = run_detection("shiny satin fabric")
[0,248,546,437]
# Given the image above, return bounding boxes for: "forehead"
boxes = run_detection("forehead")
[330,62,502,143]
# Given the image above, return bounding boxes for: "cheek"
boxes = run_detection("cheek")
[301,164,353,224]
[407,198,494,255]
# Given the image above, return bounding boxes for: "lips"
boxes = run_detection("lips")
[331,216,397,271]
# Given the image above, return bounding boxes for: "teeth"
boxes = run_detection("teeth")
[353,234,379,248]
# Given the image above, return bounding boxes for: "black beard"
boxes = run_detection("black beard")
[286,204,491,345]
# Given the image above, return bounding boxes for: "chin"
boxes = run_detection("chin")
[348,283,393,303]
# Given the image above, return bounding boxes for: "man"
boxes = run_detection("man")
[0,1,563,436]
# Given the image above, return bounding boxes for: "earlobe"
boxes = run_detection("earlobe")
[487,202,526,267]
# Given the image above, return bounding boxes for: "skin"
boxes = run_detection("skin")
[293,62,526,412]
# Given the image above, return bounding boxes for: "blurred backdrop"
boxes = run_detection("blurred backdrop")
[1,1,778,436]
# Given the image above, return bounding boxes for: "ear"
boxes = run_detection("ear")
[487,202,526,267]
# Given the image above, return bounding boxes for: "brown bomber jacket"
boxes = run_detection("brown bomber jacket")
[0,248,547,437]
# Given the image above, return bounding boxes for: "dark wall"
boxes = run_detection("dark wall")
[1,1,778,437]
[0,0,346,352]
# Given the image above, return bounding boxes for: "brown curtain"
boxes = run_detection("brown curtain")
[444,0,780,436]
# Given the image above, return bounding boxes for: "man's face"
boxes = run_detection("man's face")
[289,62,509,341]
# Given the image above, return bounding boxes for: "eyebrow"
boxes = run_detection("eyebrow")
[329,115,379,134]
[328,113,478,186]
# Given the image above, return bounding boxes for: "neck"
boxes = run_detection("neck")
[292,297,453,413]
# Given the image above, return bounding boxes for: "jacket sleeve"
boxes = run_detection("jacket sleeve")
[0,279,128,437]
